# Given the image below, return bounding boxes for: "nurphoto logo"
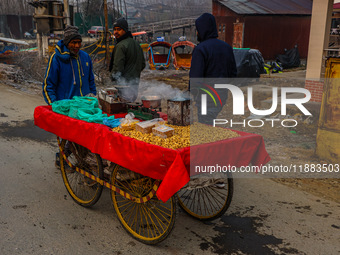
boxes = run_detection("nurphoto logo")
[199,83,223,114]
[199,83,312,128]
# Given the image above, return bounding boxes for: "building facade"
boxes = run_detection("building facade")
[212,0,312,60]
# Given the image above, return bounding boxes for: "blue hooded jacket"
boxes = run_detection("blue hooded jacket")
[189,13,237,78]
[42,40,96,105]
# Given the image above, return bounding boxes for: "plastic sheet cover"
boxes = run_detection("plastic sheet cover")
[34,105,270,202]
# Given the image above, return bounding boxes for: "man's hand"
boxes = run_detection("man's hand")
[85,93,96,97]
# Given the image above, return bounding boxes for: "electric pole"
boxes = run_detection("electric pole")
[104,0,110,69]
[63,0,71,26]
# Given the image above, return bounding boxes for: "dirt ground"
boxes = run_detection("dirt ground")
[0,56,339,203]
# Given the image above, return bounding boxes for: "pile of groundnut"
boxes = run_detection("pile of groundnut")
[112,122,240,150]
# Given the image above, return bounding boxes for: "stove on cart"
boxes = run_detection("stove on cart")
[126,102,161,120]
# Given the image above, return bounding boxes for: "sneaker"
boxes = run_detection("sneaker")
[55,152,60,168]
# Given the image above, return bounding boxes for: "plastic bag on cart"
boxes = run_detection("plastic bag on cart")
[77,108,106,123]
[68,97,99,119]
[78,107,120,126]
[52,99,72,115]
[119,112,139,130]
[51,96,121,127]
[68,103,83,118]
[73,96,99,108]
[135,118,164,133]
[152,122,174,138]
[103,117,121,128]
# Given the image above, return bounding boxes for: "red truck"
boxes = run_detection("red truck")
[87,26,104,38]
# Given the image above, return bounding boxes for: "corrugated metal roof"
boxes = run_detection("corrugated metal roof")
[218,0,312,15]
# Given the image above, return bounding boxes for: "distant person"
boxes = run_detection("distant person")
[42,25,96,105]
[189,13,237,123]
[42,25,96,168]
[109,18,145,102]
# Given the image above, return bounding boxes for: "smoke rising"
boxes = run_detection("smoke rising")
[139,80,189,101]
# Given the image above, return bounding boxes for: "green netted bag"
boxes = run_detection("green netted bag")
[67,96,98,119]
[77,108,107,124]
[52,96,102,121]
[52,99,72,115]
[68,101,86,119]
[73,96,99,108]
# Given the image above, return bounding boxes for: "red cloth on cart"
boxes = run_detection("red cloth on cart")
[34,105,270,202]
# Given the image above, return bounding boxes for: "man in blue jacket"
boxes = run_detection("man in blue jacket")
[190,13,237,123]
[42,25,97,168]
[42,25,97,105]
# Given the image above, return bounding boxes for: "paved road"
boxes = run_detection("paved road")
[0,83,339,255]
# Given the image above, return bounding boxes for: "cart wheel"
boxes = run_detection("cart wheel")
[177,175,233,221]
[60,139,103,207]
[110,165,177,244]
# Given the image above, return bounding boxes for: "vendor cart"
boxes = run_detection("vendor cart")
[34,105,270,244]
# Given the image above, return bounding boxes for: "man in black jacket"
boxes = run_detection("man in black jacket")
[190,13,237,123]
[109,18,145,102]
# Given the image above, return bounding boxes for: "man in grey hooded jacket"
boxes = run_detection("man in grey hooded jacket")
[189,13,237,123]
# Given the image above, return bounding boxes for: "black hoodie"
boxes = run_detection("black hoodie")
[189,13,237,78]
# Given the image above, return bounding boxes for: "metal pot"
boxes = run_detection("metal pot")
[141,96,162,108]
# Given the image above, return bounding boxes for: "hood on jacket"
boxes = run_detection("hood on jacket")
[195,13,218,42]
[55,40,71,62]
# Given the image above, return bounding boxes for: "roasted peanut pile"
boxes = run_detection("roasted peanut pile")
[189,123,240,146]
[112,123,240,150]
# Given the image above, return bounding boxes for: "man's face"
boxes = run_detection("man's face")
[114,27,126,39]
[67,39,82,55]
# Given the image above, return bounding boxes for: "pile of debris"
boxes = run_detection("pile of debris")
[0,63,42,94]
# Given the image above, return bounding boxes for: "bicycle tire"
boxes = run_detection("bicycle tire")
[110,165,177,244]
[177,175,233,221]
[60,139,103,207]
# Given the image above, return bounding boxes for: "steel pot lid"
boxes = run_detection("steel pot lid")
[141,95,162,101]
[168,97,190,102]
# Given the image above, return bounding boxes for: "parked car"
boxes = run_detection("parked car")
[87,26,104,38]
